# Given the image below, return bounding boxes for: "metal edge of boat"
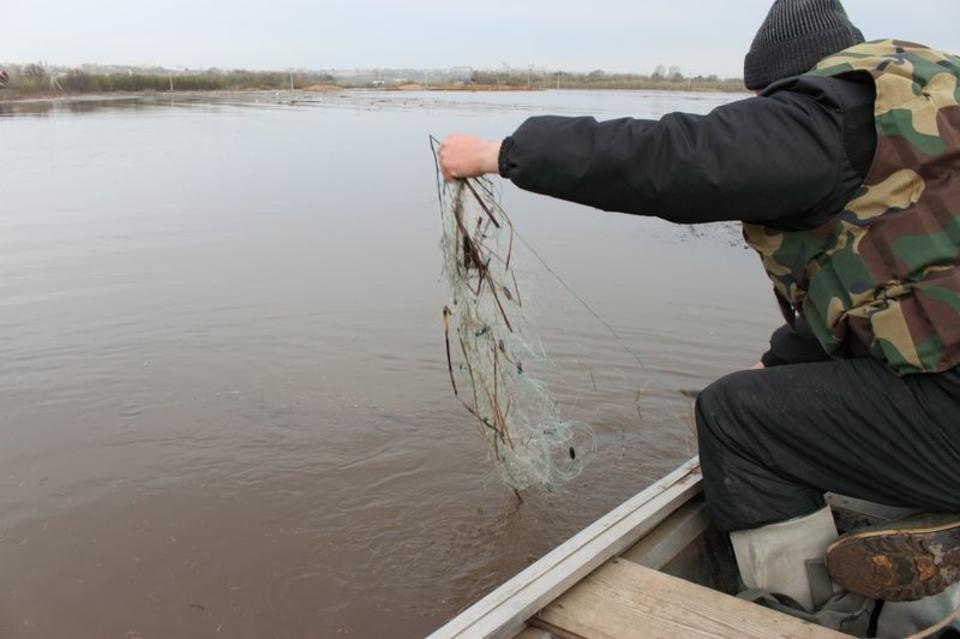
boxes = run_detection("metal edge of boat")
[427,457,704,639]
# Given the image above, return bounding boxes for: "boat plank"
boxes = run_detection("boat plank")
[534,559,850,639]
[512,627,555,639]
[427,458,703,639]
[825,494,921,532]
[620,495,709,569]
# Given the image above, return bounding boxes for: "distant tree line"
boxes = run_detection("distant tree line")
[0,64,338,95]
[470,68,746,93]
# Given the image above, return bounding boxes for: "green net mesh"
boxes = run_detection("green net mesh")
[437,175,597,493]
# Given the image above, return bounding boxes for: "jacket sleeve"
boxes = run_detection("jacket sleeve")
[498,88,860,226]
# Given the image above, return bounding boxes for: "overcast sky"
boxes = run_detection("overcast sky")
[5,0,959,76]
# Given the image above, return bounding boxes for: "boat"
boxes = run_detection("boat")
[428,456,921,639]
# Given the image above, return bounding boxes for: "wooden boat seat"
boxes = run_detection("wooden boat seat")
[531,557,848,639]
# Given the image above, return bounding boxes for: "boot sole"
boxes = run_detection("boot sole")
[826,521,960,602]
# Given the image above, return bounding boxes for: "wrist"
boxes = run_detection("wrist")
[482,141,502,175]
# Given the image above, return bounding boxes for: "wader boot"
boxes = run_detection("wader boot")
[732,507,839,610]
[826,513,960,602]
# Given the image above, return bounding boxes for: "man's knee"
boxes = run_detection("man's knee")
[695,371,751,445]
[695,369,827,531]
[696,371,768,531]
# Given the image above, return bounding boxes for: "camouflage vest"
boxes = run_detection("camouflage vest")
[743,40,960,375]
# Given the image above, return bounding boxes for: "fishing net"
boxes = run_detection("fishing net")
[435,171,597,494]
[430,138,700,494]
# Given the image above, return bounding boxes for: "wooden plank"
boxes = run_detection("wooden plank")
[620,495,709,569]
[622,495,739,594]
[427,457,703,639]
[534,558,850,639]
[511,627,554,639]
[825,493,921,532]
[659,524,742,594]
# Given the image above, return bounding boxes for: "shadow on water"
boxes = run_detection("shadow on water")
[0,95,236,118]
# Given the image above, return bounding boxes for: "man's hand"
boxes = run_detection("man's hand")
[438,135,501,182]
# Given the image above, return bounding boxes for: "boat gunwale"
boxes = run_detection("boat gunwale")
[428,456,703,639]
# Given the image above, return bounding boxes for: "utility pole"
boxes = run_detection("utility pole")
[169,73,174,92]
[289,71,294,91]
[557,71,560,90]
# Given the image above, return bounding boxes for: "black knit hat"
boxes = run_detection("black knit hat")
[744,0,865,90]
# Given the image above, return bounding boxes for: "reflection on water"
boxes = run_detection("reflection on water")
[0,91,778,638]
[0,96,170,118]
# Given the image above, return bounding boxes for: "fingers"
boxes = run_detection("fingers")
[438,140,451,181]
[438,147,455,182]
[436,136,501,182]
[438,135,459,182]
[438,134,481,183]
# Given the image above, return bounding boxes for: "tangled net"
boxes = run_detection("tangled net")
[433,151,596,494]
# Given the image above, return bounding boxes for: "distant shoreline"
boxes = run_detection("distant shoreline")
[0,65,747,99]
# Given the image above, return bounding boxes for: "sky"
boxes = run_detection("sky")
[5,0,959,77]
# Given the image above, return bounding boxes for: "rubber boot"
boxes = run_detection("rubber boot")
[731,506,839,611]
[826,512,960,602]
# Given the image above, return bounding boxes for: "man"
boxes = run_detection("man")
[438,0,960,635]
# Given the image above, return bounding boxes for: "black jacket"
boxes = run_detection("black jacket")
[497,74,878,364]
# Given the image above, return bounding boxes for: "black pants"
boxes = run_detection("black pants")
[696,356,960,532]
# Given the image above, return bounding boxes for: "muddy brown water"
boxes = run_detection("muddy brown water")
[0,90,779,638]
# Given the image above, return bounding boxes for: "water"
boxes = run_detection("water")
[0,90,779,638]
